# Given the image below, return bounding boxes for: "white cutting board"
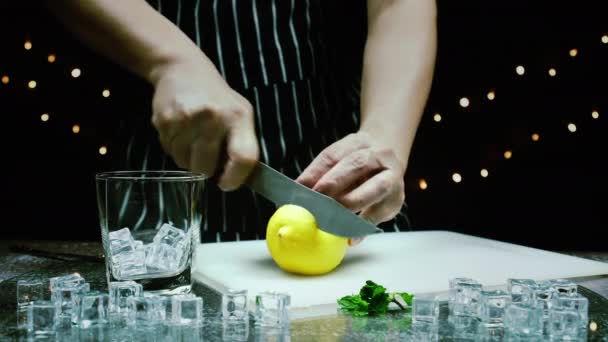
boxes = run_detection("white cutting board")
[192,231,608,319]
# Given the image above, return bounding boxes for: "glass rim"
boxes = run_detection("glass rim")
[95,170,206,181]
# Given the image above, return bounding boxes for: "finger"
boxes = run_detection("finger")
[313,149,382,198]
[217,123,259,191]
[189,137,222,177]
[339,170,397,213]
[153,110,186,158]
[168,127,201,170]
[359,186,404,224]
[296,133,371,188]
[348,237,366,247]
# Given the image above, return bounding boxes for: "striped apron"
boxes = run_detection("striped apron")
[120,0,411,242]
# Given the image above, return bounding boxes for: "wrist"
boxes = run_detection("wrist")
[147,51,216,86]
[356,128,410,175]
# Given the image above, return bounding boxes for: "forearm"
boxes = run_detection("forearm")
[46,0,214,84]
[360,0,437,171]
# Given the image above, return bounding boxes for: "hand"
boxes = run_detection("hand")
[296,131,406,228]
[151,59,259,190]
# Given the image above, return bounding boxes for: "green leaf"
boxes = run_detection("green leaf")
[337,294,369,315]
[338,280,415,317]
[359,280,380,302]
[395,292,414,306]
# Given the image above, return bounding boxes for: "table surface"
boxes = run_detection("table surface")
[0,240,606,341]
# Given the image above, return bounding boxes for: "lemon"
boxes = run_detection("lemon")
[266,204,348,275]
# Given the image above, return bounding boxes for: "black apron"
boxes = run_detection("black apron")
[121,0,411,242]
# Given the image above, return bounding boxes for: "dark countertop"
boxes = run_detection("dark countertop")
[0,241,606,341]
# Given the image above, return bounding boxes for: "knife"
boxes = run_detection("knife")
[245,162,382,238]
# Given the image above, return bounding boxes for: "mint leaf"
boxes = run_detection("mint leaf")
[368,285,389,315]
[337,294,369,316]
[338,280,415,317]
[395,292,414,306]
[359,280,383,302]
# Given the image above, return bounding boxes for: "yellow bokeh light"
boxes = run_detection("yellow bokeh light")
[99,146,108,155]
[40,113,49,122]
[1,75,9,84]
[24,40,32,50]
[487,91,496,101]
[567,123,577,132]
[452,173,462,183]
[433,113,442,122]
[548,68,557,77]
[419,179,428,190]
[515,65,525,76]
[569,48,578,57]
[602,35,608,44]
[72,124,81,134]
[504,150,513,160]
[102,89,111,98]
[591,110,599,119]
[459,97,470,108]
[47,54,56,63]
[28,80,37,89]
[71,68,81,78]
[590,321,598,332]
[480,169,489,178]
[531,133,540,142]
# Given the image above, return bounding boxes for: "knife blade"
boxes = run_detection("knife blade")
[245,162,382,238]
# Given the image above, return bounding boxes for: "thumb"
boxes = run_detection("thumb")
[348,237,365,247]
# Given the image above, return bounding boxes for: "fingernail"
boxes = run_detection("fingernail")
[349,237,364,247]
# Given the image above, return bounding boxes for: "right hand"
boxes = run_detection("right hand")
[151,59,259,191]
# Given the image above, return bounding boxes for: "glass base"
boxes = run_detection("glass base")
[108,265,192,295]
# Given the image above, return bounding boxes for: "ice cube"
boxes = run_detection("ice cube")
[476,324,504,341]
[223,319,249,341]
[16,280,44,330]
[109,281,143,314]
[479,290,511,327]
[127,295,165,328]
[547,279,578,296]
[143,224,190,273]
[49,273,85,292]
[504,303,543,338]
[254,291,290,327]
[78,292,109,329]
[153,223,187,248]
[448,278,482,317]
[551,293,588,328]
[172,296,203,326]
[109,227,136,256]
[448,315,479,339]
[145,243,181,272]
[114,248,147,278]
[134,240,144,249]
[507,278,537,304]
[51,282,90,319]
[533,282,558,317]
[223,289,248,320]
[410,322,439,341]
[412,294,440,324]
[548,307,583,340]
[28,300,57,338]
[71,289,102,324]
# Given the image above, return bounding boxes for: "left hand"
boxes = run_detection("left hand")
[296,132,406,235]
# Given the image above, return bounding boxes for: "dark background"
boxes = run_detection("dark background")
[0,1,606,250]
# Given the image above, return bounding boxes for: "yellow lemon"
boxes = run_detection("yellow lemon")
[266,204,348,275]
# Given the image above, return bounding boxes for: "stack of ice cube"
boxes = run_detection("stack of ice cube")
[108,227,147,277]
[442,278,588,340]
[108,223,191,278]
[145,223,190,273]
[17,273,212,340]
[444,276,588,340]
